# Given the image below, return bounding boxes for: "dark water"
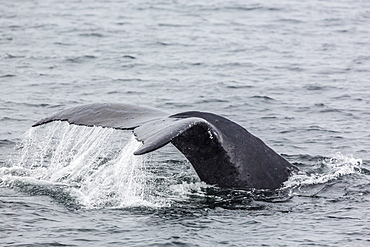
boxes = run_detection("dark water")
[1,0,370,246]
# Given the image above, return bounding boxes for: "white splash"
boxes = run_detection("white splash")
[284,153,363,189]
[168,181,208,201]
[2,122,169,209]
[76,136,164,208]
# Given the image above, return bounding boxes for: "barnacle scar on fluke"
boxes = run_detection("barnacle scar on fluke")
[33,103,298,190]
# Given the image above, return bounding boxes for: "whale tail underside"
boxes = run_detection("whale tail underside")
[32,103,169,130]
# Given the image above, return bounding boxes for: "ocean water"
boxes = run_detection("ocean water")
[1,0,370,246]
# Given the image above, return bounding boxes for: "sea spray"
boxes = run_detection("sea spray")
[3,122,170,208]
[284,152,363,189]
[76,135,167,208]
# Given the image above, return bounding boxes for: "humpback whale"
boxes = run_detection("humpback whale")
[33,103,298,190]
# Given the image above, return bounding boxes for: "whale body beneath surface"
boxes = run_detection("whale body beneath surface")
[33,103,298,190]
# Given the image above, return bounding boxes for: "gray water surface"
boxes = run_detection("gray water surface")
[1,0,370,246]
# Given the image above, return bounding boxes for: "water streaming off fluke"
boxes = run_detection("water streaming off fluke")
[4,122,171,208]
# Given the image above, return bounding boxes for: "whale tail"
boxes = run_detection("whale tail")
[33,103,298,190]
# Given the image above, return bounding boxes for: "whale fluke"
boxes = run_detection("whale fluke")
[33,103,298,190]
[32,103,168,129]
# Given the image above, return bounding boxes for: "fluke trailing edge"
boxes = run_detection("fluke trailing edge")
[33,103,298,190]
